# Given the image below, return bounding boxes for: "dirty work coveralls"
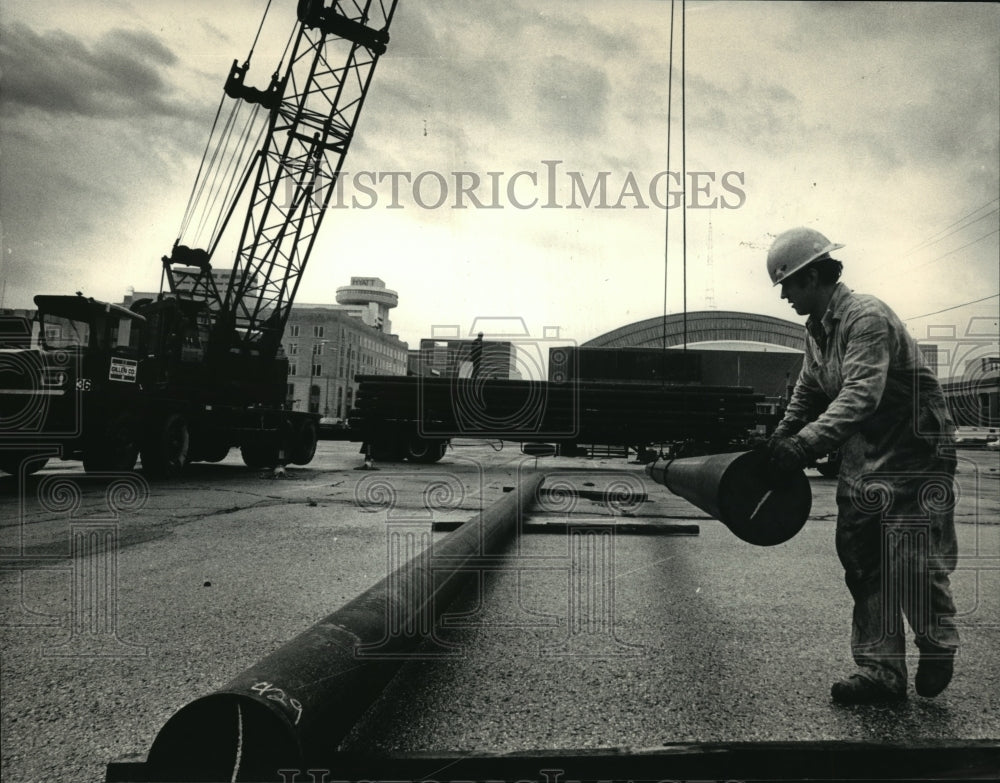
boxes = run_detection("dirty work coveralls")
[774,282,959,693]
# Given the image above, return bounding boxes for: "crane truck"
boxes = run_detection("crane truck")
[0,1,399,478]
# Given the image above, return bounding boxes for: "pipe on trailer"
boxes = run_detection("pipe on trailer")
[646,449,811,546]
[142,469,547,782]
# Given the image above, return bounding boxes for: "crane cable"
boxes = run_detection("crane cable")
[190,100,249,245]
[681,0,688,352]
[661,1,688,355]
[177,91,228,242]
[195,100,265,245]
[248,0,275,63]
[658,0,693,459]
[198,106,264,245]
[276,14,297,77]
[211,0,278,241]
[176,0,276,245]
[208,114,268,251]
[200,10,297,251]
[661,0,675,354]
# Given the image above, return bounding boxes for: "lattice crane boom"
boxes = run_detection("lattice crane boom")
[164,0,399,358]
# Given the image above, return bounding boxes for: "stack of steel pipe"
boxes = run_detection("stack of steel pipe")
[350,375,763,445]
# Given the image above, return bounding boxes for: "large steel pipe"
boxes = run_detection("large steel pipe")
[143,470,547,782]
[646,450,811,546]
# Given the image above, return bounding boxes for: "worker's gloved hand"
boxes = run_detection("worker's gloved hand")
[767,436,808,474]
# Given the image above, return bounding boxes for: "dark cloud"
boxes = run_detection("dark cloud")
[898,71,998,165]
[527,8,633,57]
[101,28,177,66]
[0,22,188,119]
[0,21,221,307]
[198,19,231,47]
[684,72,806,153]
[788,1,998,46]
[371,1,514,131]
[378,55,511,122]
[388,0,538,61]
[388,2,454,59]
[533,55,610,138]
[785,0,998,178]
[829,35,999,187]
[383,0,626,140]
[391,0,536,54]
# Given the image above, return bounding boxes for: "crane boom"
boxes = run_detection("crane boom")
[3,0,402,479]
[165,0,399,358]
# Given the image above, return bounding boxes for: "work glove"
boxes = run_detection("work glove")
[767,436,808,474]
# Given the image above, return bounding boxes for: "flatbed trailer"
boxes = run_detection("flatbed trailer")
[348,374,767,462]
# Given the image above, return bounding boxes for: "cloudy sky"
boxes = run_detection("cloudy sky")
[1,0,997,368]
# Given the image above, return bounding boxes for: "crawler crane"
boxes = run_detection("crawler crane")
[0,1,399,477]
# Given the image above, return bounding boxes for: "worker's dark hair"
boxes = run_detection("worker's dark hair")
[813,256,843,284]
[789,255,843,285]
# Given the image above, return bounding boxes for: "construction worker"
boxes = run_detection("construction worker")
[470,332,484,379]
[765,227,959,704]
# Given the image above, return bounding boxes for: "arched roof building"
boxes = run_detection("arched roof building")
[582,310,806,351]
[548,311,807,400]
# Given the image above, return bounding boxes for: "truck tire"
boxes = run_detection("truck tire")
[0,452,49,476]
[84,412,139,473]
[289,419,318,465]
[142,414,190,478]
[404,436,447,464]
[241,442,279,469]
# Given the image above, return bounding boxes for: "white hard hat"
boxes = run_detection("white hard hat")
[766,227,844,286]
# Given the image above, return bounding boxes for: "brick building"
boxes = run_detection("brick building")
[123,273,408,418]
[283,306,407,418]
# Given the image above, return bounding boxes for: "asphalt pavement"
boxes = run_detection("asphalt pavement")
[0,442,997,782]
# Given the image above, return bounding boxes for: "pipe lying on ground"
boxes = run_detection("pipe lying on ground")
[144,470,547,782]
[646,450,811,546]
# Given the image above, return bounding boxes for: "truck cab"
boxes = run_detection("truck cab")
[0,294,146,475]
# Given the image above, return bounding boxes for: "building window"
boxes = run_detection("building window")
[289,363,297,376]
[313,343,323,355]
[288,343,298,355]
[313,325,325,338]
[309,384,320,414]
[289,325,300,337]
[312,363,322,376]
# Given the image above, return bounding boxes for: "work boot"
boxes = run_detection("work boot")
[830,673,906,705]
[915,653,955,698]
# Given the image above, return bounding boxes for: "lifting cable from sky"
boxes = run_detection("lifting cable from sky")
[661,0,689,356]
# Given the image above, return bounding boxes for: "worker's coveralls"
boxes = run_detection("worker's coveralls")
[774,283,959,693]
